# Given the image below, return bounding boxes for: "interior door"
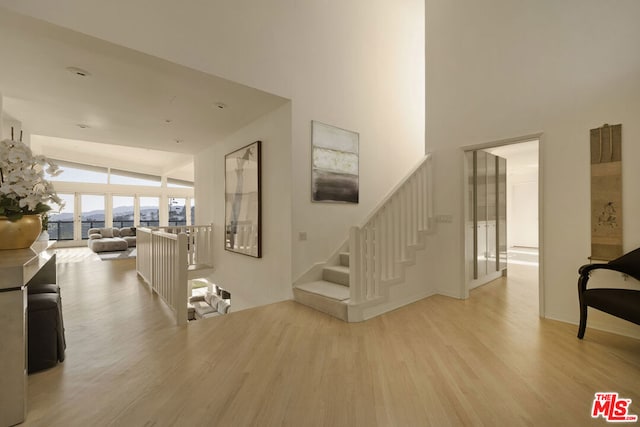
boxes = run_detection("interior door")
[469,150,507,280]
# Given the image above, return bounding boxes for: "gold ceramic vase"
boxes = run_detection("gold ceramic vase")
[0,215,43,250]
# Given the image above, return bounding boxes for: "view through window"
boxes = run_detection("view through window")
[46,163,108,184]
[140,197,160,227]
[48,193,75,241]
[42,161,192,238]
[169,197,187,226]
[81,195,105,239]
[113,196,135,227]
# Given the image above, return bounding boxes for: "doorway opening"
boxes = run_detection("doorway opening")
[464,137,541,312]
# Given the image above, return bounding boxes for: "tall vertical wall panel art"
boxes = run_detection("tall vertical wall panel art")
[590,124,622,261]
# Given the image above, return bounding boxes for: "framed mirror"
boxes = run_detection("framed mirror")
[224,141,261,257]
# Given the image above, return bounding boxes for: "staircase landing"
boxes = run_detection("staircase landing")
[293,286,349,321]
[295,281,349,301]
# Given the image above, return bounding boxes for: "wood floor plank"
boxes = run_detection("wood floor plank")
[23,251,640,426]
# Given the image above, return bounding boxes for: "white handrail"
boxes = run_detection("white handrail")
[349,155,433,304]
[359,154,432,227]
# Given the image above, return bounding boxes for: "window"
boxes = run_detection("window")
[190,199,196,225]
[113,196,135,228]
[139,197,159,227]
[81,195,105,239]
[110,169,161,187]
[168,197,187,226]
[46,160,108,184]
[47,193,75,241]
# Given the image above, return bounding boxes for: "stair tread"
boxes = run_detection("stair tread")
[295,281,350,301]
[323,265,350,273]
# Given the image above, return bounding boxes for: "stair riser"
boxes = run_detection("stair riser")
[293,289,348,321]
[323,268,349,286]
[339,253,350,267]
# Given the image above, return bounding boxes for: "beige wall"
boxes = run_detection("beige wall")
[426,0,640,337]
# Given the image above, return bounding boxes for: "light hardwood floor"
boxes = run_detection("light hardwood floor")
[24,250,640,426]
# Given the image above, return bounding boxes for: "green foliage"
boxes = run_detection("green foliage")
[0,198,51,221]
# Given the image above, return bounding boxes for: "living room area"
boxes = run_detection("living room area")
[0,4,288,317]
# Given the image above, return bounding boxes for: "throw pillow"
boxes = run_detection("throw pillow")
[189,294,205,303]
[210,295,222,308]
[217,301,230,314]
[100,228,113,238]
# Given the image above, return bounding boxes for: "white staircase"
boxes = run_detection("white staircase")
[293,154,433,322]
[293,252,352,321]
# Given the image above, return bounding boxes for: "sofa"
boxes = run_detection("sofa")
[88,227,137,253]
[188,287,231,320]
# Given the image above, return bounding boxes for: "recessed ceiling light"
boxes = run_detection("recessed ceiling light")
[214,102,227,109]
[76,123,90,129]
[67,66,91,77]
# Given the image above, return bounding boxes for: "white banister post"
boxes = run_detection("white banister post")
[374,216,381,297]
[175,232,189,326]
[400,188,407,261]
[151,232,158,292]
[349,226,362,304]
[210,223,215,263]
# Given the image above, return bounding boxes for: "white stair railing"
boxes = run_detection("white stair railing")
[148,225,215,266]
[136,224,214,325]
[225,222,258,256]
[151,230,189,325]
[349,154,433,304]
[136,226,153,285]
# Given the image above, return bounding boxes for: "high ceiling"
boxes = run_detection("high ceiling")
[0,7,288,177]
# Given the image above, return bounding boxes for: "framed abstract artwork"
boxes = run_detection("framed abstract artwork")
[224,141,261,258]
[311,121,359,203]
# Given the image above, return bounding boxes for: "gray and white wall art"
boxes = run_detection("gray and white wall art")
[311,121,359,203]
[225,141,261,258]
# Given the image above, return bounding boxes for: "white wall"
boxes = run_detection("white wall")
[194,103,292,312]
[509,176,538,249]
[1,106,25,142]
[0,0,426,284]
[426,0,640,337]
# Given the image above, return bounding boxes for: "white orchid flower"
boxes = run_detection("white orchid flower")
[0,136,63,218]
